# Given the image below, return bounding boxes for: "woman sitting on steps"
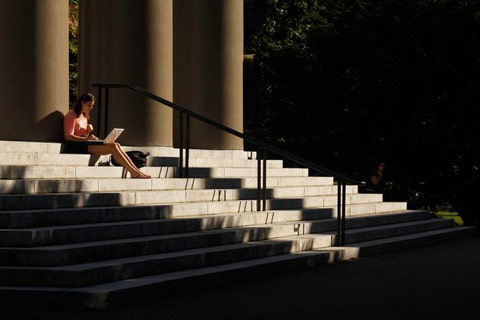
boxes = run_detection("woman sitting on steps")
[63,93,151,179]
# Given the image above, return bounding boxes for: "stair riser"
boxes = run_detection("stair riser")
[123,147,257,160]
[0,209,334,246]
[0,176,337,194]
[0,201,407,229]
[0,188,367,211]
[0,166,307,179]
[0,153,281,168]
[0,230,278,266]
[0,141,257,159]
[0,217,452,287]
[0,227,474,310]
[0,238,330,287]
[0,206,162,229]
[0,141,468,309]
[0,214,439,267]
[354,227,478,256]
[339,219,454,244]
[0,211,429,248]
[84,227,479,310]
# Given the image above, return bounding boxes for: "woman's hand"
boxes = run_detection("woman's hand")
[87,133,99,140]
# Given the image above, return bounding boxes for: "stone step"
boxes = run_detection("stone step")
[0,208,332,246]
[337,218,455,243]
[0,237,327,287]
[0,210,430,247]
[0,216,455,286]
[0,152,280,168]
[0,140,257,159]
[0,165,308,179]
[0,225,474,309]
[0,222,335,267]
[0,213,443,267]
[0,187,366,211]
[0,176,336,194]
[343,225,478,255]
[0,200,407,229]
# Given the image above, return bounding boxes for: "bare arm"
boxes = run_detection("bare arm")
[64,112,96,141]
[86,124,99,140]
[65,133,95,142]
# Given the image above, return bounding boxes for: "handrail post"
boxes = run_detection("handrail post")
[104,87,110,139]
[185,115,190,178]
[257,146,262,211]
[262,148,267,211]
[337,180,342,246]
[341,182,347,246]
[179,112,184,178]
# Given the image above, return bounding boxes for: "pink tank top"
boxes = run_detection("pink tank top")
[64,109,88,140]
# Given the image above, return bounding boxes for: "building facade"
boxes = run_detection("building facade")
[0,0,244,149]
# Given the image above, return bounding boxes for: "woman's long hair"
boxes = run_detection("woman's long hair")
[73,93,95,122]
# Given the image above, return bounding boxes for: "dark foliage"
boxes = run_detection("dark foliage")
[69,0,79,106]
[245,0,480,225]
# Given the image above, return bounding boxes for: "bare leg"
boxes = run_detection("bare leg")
[112,143,151,178]
[88,144,150,178]
[113,143,144,173]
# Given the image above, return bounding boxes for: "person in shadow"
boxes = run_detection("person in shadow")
[63,93,151,179]
[366,161,386,193]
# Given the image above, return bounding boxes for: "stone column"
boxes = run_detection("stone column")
[79,0,173,146]
[174,0,244,150]
[0,0,69,142]
[172,0,194,147]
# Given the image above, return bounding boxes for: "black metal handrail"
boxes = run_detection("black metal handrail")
[92,83,364,246]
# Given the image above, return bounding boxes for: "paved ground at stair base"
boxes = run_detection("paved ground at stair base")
[1,235,478,319]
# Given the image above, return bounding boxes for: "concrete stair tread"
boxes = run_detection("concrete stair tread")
[0,176,337,195]
[73,250,330,291]
[0,209,329,232]
[0,220,332,251]
[0,191,387,212]
[0,165,305,171]
[0,152,257,158]
[0,249,332,292]
[344,226,476,247]
[0,200,404,214]
[2,209,423,233]
[0,140,473,309]
[0,185,357,197]
[268,217,453,243]
[0,141,258,158]
[0,201,408,231]
[0,224,473,308]
[0,225,473,310]
[0,205,331,218]
[0,176,335,189]
[0,213,449,253]
[321,217,453,235]
[0,236,333,287]
[0,239,312,272]
[271,209,424,226]
[0,188,363,211]
[0,152,282,168]
[0,231,339,288]
[0,210,432,248]
[0,165,309,179]
[0,209,334,246]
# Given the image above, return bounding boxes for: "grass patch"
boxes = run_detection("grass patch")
[437,211,464,226]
